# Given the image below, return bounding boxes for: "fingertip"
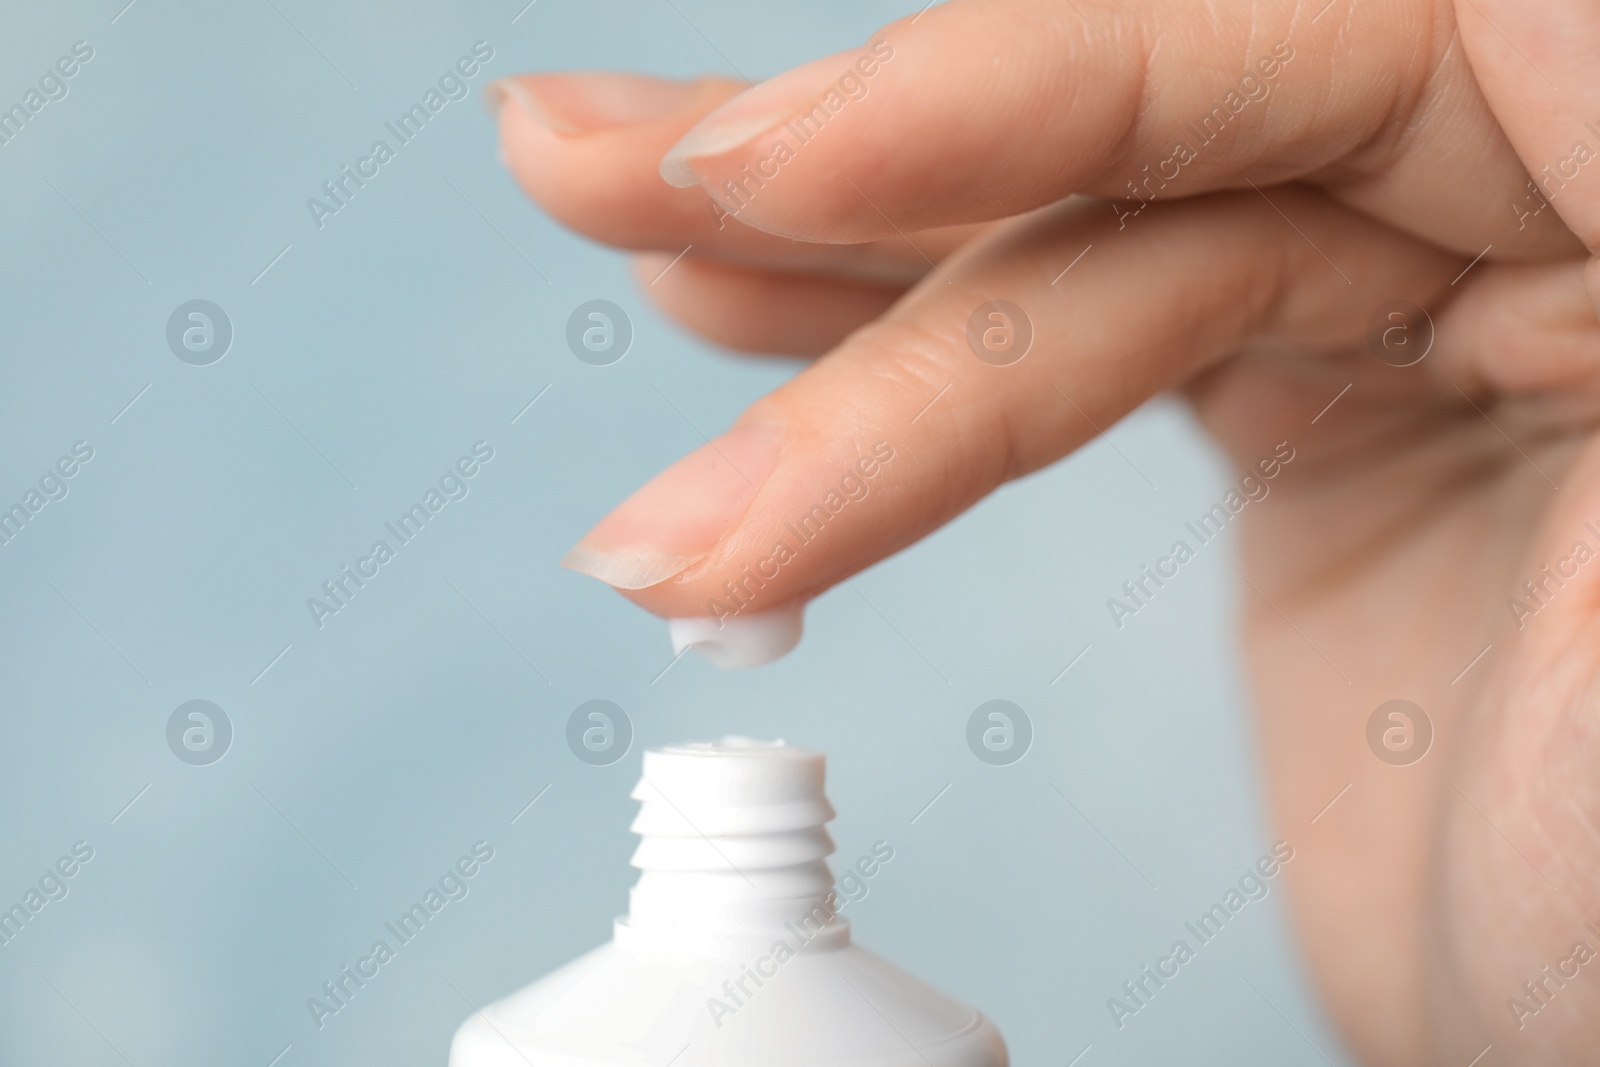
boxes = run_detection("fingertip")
[659,111,792,189]
[560,421,786,596]
[484,77,575,132]
[492,71,752,248]
[631,253,905,357]
[658,154,702,189]
[488,72,707,136]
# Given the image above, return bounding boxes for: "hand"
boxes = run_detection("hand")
[489,1,1600,1062]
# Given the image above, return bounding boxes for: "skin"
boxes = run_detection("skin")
[493,1,1600,1062]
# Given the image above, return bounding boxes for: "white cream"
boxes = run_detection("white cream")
[667,603,804,669]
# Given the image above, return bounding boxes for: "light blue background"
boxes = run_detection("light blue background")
[0,1,1353,1064]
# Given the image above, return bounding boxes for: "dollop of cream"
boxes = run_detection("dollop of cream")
[667,604,805,669]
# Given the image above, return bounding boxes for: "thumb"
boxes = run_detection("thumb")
[562,191,1458,665]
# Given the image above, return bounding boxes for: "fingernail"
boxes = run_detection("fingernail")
[669,603,805,669]
[659,46,881,188]
[484,73,701,135]
[562,422,782,590]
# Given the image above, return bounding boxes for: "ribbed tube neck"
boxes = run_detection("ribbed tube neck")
[619,738,848,951]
